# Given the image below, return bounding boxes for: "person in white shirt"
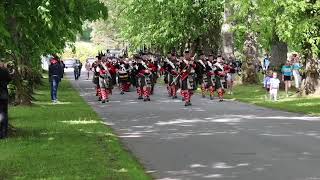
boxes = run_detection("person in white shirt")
[292,54,302,92]
[269,72,280,101]
[85,60,91,80]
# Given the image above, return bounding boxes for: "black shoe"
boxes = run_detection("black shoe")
[210,96,213,100]
[202,95,205,98]
[219,99,224,102]
[120,91,124,95]
[182,98,185,101]
[147,98,151,101]
[144,98,147,102]
[138,96,143,100]
[172,96,177,99]
[106,99,109,102]
[98,97,102,101]
[102,100,106,103]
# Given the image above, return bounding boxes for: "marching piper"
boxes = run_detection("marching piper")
[179,49,197,106]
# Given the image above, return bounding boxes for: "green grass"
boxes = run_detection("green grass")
[225,84,320,116]
[0,79,151,180]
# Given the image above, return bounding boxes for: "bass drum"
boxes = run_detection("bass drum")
[118,71,129,83]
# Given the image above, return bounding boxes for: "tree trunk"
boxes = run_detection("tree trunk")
[222,0,234,61]
[301,50,320,96]
[242,33,258,84]
[270,36,288,71]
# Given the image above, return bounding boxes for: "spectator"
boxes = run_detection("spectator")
[226,59,237,95]
[270,72,280,101]
[78,61,83,77]
[281,60,293,97]
[73,60,80,80]
[0,61,12,139]
[49,55,63,103]
[60,60,65,79]
[292,54,302,92]
[85,60,91,80]
[264,70,272,99]
[263,54,271,73]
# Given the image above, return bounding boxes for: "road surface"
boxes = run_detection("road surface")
[69,73,320,180]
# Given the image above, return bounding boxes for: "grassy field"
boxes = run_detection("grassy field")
[225,84,320,116]
[0,79,150,179]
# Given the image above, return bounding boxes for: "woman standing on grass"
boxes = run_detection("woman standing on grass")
[292,54,302,92]
[281,60,293,97]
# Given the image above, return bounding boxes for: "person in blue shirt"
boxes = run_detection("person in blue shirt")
[281,60,293,97]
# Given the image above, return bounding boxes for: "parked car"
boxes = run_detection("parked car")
[64,58,77,68]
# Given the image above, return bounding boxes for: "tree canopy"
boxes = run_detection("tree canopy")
[0,0,108,104]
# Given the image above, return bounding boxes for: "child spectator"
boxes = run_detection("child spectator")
[270,72,280,101]
[264,70,272,98]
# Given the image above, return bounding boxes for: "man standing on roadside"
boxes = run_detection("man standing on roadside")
[49,54,63,103]
[0,61,12,139]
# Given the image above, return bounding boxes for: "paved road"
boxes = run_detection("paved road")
[69,73,320,180]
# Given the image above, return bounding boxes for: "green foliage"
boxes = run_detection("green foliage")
[62,41,105,62]
[0,0,108,104]
[232,0,320,56]
[105,0,223,53]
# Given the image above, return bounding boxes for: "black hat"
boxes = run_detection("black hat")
[184,49,190,53]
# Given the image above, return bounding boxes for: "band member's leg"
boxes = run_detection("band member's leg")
[209,86,215,100]
[218,88,224,102]
[201,84,206,98]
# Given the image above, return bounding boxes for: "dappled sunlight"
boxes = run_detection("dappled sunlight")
[296,102,320,107]
[60,120,100,125]
[156,119,206,126]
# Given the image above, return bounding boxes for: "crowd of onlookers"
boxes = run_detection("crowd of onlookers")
[262,53,304,101]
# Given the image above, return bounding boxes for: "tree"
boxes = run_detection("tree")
[1,0,108,105]
[105,0,223,55]
[275,0,320,95]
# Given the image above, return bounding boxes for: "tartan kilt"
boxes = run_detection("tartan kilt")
[215,76,226,89]
[99,76,113,89]
[168,74,180,87]
[180,74,196,90]
[164,72,169,84]
[206,75,216,87]
[92,76,99,85]
[137,74,153,87]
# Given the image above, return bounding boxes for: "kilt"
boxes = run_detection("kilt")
[99,76,113,89]
[203,74,215,88]
[215,76,226,89]
[137,74,153,87]
[180,74,196,90]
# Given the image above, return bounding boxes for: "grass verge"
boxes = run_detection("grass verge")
[0,79,151,180]
[224,84,320,116]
